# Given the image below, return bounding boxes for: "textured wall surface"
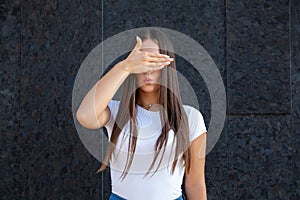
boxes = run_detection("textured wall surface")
[1,0,299,199]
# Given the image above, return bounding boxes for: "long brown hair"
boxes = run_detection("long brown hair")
[96,28,191,180]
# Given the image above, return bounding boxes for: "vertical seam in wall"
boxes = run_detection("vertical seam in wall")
[224,0,232,198]
[20,0,23,197]
[101,0,104,199]
[224,0,228,116]
[289,0,292,124]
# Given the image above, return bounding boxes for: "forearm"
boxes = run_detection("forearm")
[76,61,130,125]
[185,183,207,200]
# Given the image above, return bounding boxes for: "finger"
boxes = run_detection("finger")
[147,61,171,69]
[144,56,173,63]
[146,52,171,59]
[151,65,167,71]
[133,36,143,50]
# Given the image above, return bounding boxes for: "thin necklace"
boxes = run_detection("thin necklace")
[143,104,152,110]
[142,104,153,110]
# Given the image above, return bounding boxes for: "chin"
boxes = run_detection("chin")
[139,84,160,93]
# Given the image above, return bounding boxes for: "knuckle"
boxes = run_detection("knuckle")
[141,53,147,60]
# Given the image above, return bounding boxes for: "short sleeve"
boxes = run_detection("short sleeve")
[187,107,207,142]
[104,100,120,131]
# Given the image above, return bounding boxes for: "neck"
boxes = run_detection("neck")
[137,90,160,109]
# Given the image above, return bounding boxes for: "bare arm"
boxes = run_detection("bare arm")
[76,36,173,129]
[76,61,130,129]
[185,132,207,200]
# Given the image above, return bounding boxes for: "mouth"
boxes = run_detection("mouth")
[144,78,153,84]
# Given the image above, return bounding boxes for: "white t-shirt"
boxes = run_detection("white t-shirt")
[104,100,207,200]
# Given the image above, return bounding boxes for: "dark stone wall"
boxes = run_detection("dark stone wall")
[1,0,299,199]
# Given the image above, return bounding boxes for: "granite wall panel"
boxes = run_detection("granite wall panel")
[227,115,295,199]
[17,0,109,199]
[226,0,290,114]
[205,120,230,199]
[103,0,225,72]
[1,0,299,199]
[291,1,300,130]
[1,1,23,199]
[291,1,300,198]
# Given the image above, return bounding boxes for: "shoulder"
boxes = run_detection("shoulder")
[183,105,204,120]
[183,105,207,142]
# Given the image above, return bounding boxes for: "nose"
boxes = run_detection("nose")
[145,70,153,77]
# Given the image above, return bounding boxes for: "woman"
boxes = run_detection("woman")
[76,28,207,200]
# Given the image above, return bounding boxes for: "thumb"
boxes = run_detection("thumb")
[134,35,142,50]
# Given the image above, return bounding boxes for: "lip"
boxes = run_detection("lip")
[144,78,153,84]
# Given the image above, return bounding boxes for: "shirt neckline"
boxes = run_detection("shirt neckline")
[136,104,160,115]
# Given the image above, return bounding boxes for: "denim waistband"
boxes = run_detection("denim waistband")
[109,193,126,200]
[109,192,185,200]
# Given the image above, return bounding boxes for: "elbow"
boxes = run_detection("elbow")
[76,110,87,127]
[76,110,92,129]
[76,110,101,129]
[185,179,206,192]
[185,182,207,200]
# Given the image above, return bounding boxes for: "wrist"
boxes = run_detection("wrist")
[117,60,132,75]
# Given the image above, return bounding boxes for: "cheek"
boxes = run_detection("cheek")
[153,71,162,82]
[136,74,141,80]
[136,74,143,84]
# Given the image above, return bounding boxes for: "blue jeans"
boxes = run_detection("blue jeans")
[109,193,185,200]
